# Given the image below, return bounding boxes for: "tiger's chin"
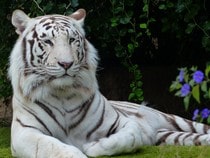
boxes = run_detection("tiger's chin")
[50,75,75,87]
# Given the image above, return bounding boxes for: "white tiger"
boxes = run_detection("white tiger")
[9,9,210,158]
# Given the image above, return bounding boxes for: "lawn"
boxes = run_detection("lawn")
[1,127,210,158]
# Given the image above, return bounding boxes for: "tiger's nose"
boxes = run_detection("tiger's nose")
[58,61,73,70]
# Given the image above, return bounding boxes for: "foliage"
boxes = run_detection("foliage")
[0,0,14,99]
[79,0,146,102]
[158,0,210,51]
[170,65,210,123]
[105,0,144,102]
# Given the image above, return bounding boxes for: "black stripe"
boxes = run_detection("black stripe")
[43,22,51,27]
[39,18,50,24]
[193,134,203,145]
[32,30,38,38]
[106,112,120,137]
[185,119,196,133]
[203,124,210,134]
[28,39,35,67]
[174,133,183,145]
[182,133,193,145]
[38,42,44,52]
[86,97,105,139]
[16,118,44,133]
[52,30,55,37]
[40,33,46,38]
[165,115,183,131]
[35,100,67,135]
[22,37,29,75]
[46,26,52,30]
[113,107,128,117]
[23,107,53,136]
[42,100,64,116]
[69,95,95,130]
[65,103,83,113]
[156,131,173,145]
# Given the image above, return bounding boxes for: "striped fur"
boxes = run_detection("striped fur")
[9,9,210,158]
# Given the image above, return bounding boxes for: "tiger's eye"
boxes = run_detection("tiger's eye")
[44,40,53,46]
[69,38,75,44]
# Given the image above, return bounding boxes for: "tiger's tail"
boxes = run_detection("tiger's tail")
[156,113,210,145]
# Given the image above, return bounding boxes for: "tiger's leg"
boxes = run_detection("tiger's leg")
[156,129,210,145]
[11,122,87,158]
[83,121,146,157]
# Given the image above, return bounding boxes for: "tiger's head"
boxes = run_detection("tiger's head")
[9,9,98,100]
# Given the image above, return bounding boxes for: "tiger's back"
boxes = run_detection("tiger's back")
[9,9,210,158]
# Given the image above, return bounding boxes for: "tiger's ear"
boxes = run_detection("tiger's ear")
[12,10,30,35]
[69,9,86,24]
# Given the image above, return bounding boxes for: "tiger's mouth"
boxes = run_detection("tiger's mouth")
[58,71,77,79]
[48,72,76,81]
[61,73,76,78]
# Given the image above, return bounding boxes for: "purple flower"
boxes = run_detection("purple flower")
[192,109,199,120]
[178,69,185,82]
[180,83,190,97]
[201,108,210,119]
[193,70,204,84]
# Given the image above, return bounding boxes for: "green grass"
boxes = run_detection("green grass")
[0,127,12,158]
[1,127,210,158]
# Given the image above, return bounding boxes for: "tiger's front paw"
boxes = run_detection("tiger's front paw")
[83,140,113,157]
[83,141,102,157]
[53,146,88,158]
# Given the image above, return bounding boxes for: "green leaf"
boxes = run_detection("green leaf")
[71,0,79,7]
[128,29,135,33]
[114,7,124,14]
[169,81,182,92]
[202,37,210,51]
[135,89,143,98]
[183,95,190,110]
[185,23,196,34]
[148,18,156,23]
[201,81,207,92]
[143,4,148,12]
[175,91,181,97]
[205,64,210,77]
[137,81,143,87]
[140,23,147,29]
[184,74,189,83]
[207,116,210,124]
[127,43,134,53]
[190,66,197,71]
[36,0,42,4]
[128,93,135,101]
[120,17,131,24]
[189,79,195,87]
[192,85,200,103]
[111,17,119,27]
[167,2,174,8]
[176,4,185,13]
[159,4,166,10]
[111,22,118,27]
[204,21,210,30]
[208,88,210,98]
